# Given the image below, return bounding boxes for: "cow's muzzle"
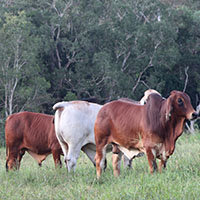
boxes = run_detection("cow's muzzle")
[191,112,199,120]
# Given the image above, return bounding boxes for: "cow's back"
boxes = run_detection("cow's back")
[54,101,102,145]
[5,112,56,154]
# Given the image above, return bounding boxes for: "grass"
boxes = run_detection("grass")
[0,133,200,200]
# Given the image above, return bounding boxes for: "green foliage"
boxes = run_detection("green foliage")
[0,0,200,143]
[64,92,77,101]
[0,6,51,118]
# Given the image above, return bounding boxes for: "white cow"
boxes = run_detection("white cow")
[53,101,101,172]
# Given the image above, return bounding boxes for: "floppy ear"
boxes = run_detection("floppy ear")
[165,96,173,121]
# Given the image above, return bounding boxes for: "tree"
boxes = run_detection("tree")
[0,11,50,117]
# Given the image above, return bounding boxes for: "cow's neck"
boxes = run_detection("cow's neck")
[164,116,185,155]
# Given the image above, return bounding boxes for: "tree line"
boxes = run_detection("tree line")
[0,0,200,145]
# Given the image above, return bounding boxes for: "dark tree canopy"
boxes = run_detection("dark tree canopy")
[0,0,200,145]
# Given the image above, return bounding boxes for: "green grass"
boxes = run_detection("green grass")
[0,133,200,200]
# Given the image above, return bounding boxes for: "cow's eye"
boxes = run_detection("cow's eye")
[178,98,183,106]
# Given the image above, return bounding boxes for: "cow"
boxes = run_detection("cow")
[94,90,198,178]
[5,112,63,171]
[53,101,102,172]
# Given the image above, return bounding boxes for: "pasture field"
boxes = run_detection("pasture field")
[0,133,200,200]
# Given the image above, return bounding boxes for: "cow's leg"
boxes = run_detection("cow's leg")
[57,140,68,169]
[52,150,62,168]
[158,159,167,172]
[95,145,107,179]
[112,151,122,177]
[112,144,122,176]
[82,144,96,167]
[6,149,19,171]
[112,144,132,169]
[123,155,132,169]
[16,149,25,169]
[146,148,157,174]
[82,144,107,170]
[66,143,82,172]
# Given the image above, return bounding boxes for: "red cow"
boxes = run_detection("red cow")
[94,90,198,178]
[5,112,63,171]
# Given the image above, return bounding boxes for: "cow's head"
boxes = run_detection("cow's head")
[166,90,198,121]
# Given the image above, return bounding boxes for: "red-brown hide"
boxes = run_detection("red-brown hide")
[5,112,63,170]
[94,90,197,177]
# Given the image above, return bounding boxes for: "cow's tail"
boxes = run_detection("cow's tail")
[53,101,69,111]
[6,145,8,158]
[5,133,9,171]
[5,145,9,171]
[53,102,68,137]
[5,118,9,171]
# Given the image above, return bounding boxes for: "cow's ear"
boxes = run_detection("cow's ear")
[166,97,173,121]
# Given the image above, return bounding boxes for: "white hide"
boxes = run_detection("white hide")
[118,146,141,160]
[140,89,162,105]
[53,101,102,172]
